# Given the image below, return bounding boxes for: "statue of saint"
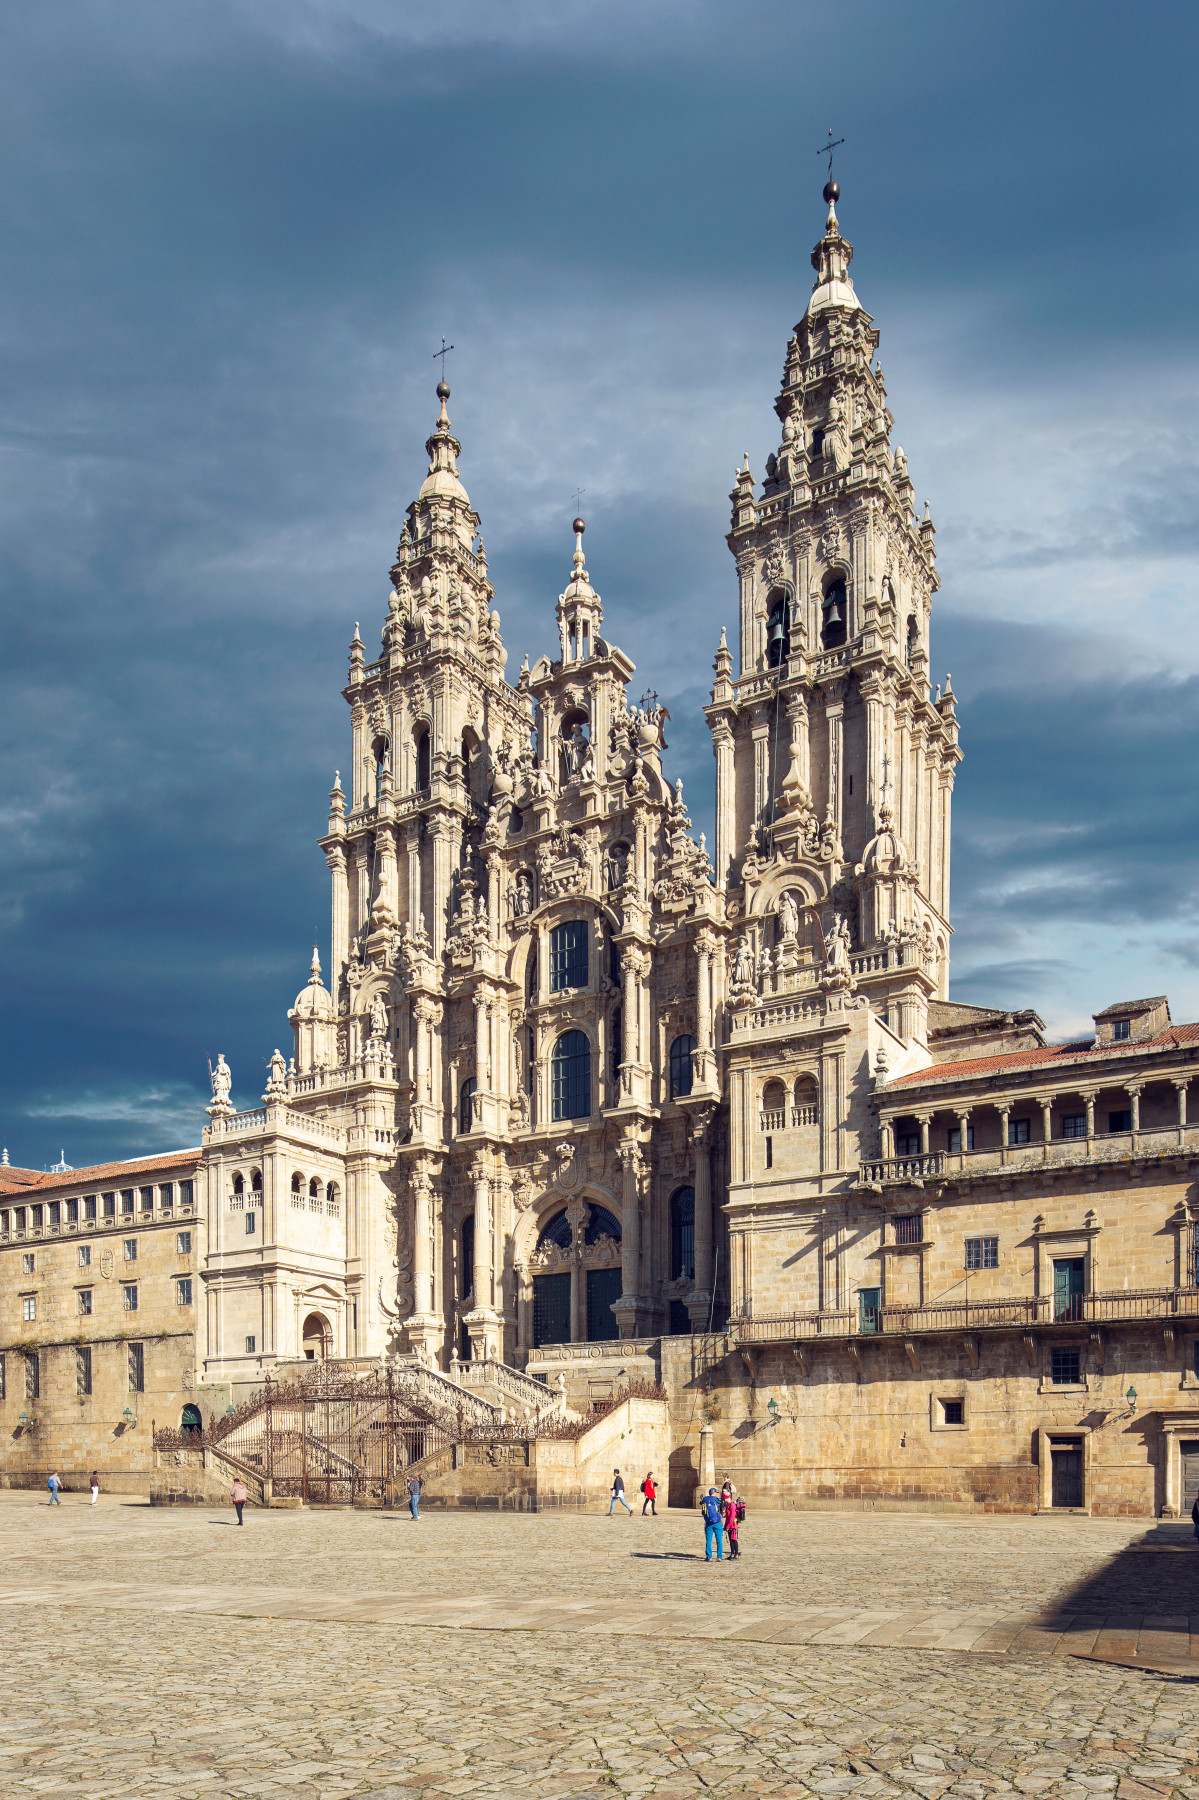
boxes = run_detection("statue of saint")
[825,914,852,976]
[778,890,800,941]
[210,1054,232,1107]
[369,992,389,1041]
[513,870,533,916]
[732,939,755,988]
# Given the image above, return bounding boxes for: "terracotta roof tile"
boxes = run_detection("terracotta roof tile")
[884,1021,1199,1091]
[0,1149,201,1201]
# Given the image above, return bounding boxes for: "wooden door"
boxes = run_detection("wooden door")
[1181,1440,1199,1516]
[1051,1440,1083,1507]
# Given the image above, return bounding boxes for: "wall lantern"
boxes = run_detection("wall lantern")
[766,1396,779,1425]
[1126,1385,1138,1414]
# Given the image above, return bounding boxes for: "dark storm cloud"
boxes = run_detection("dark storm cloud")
[1,0,1197,1164]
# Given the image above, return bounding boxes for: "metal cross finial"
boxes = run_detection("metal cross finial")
[572,487,585,516]
[816,129,845,179]
[434,337,455,379]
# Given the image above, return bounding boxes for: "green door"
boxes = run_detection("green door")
[859,1287,881,1334]
[586,1267,622,1341]
[533,1273,571,1347]
[1053,1258,1085,1321]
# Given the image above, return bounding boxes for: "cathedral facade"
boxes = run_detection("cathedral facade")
[10,183,1198,1514]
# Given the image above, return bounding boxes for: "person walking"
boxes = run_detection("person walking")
[231,1477,247,1526]
[723,1490,741,1559]
[641,1472,657,1516]
[407,1473,422,1521]
[89,1471,100,1507]
[608,1469,632,1516]
[699,1487,724,1561]
[47,1472,62,1506]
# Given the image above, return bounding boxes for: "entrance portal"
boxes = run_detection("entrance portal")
[1181,1439,1199,1516]
[1050,1437,1083,1508]
[302,1311,333,1360]
[533,1273,570,1348]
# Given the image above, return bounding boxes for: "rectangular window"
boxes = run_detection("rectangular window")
[893,1214,922,1245]
[123,1285,138,1312]
[549,919,589,992]
[947,1125,975,1153]
[76,1347,92,1396]
[942,1398,964,1425]
[139,1187,153,1212]
[1051,1346,1081,1386]
[180,1181,194,1207]
[128,1342,144,1392]
[1108,1109,1132,1134]
[66,1198,78,1223]
[177,1232,192,1255]
[25,1352,39,1399]
[1112,1018,1130,1040]
[1008,1117,1031,1146]
[245,1335,256,1354]
[22,1296,36,1322]
[120,1190,134,1215]
[99,1193,112,1219]
[77,1289,93,1316]
[78,1245,91,1268]
[1061,1113,1087,1139]
[123,1239,137,1261]
[22,1253,34,1275]
[48,1202,60,1226]
[31,1205,42,1230]
[246,1211,257,1235]
[0,1211,8,1237]
[13,1207,25,1233]
[176,1278,192,1306]
[159,1184,173,1209]
[895,1132,922,1157]
[0,1355,5,1400]
[764,1136,773,1170]
[965,1236,999,1270]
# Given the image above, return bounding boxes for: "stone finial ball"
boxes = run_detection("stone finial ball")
[436,380,450,400]
[573,517,586,535]
[823,178,839,204]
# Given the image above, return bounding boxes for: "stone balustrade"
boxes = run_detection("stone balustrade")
[736,1284,1199,1345]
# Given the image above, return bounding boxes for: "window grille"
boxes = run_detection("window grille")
[669,1034,696,1099]
[128,1343,144,1392]
[670,1187,695,1281]
[893,1214,921,1245]
[22,1296,36,1322]
[549,920,588,992]
[25,1352,39,1399]
[77,1347,92,1396]
[551,1030,591,1120]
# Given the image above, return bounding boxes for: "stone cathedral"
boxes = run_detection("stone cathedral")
[200,177,960,1381]
[9,182,1199,1516]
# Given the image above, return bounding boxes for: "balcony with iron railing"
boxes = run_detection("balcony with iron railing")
[862,1122,1199,1187]
[734,1285,1199,1345]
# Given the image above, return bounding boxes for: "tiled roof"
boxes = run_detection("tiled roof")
[1093,996,1169,1019]
[884,1021,1199,1091]
[0,1148,201,1201]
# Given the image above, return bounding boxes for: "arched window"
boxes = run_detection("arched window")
[669,1034,696,1099]
[822,577,848,649]
[309,1176,321,1198]
[250,1168,262,1194]
[325,1181,339,1205]
[766,590,790,666]
[549,920,588,992]
[526,948,538,1002]
[810,426,825,460]
[180,1404,203,1435]
[459,1076,477,1136]
[609,1007,622,1080]
[761,1080,786,1129]
[461,1216,474,1295]
[906,614,919,668]
[232,1172,245,1196]
[585,1205,622,1245]
[414,727,431,790]
[291,1172,303,1194]
[537,1210,573,1251]
[794,1074,819,1127]
[551,1030,591,1121]
[671,1186,695,1280]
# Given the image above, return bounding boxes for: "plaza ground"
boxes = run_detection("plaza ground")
[1,1492,1199,1797]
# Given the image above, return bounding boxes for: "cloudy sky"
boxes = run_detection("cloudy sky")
[2,0,1197,1169]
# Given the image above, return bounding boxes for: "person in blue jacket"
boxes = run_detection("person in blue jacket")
[699,1487,724,1561]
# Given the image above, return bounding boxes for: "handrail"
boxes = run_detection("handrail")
[735,1285,1199,1344]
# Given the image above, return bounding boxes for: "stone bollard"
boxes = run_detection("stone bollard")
[699,1423,715,1492]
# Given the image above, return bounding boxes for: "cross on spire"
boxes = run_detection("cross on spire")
[434,337,455,380]
[816,129,845,179]
[572,487,585,516]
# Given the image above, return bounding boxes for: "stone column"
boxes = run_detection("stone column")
[712,721,735,889]
[474,990,490,1100]
[916,1113,931,1156]
[998,1104,1011,1165]
[1126,1084,1142,1139]
[694,932,716,1090]
[472,1157,491,1313]
[1040,1095,1055,1156]
[955,1109,971,1161]
[326,845,349,994]
[621,953,638,1080]
[1175,1079,1190,1145]
[751,707,772,828]
[412,1170,433,1316]
[405,821,421,931]
[615,1140,643,1338]
[823,680,845,855]
[699,1422,716,1490]
[428,816,452,957]
[567,1196,588,1343]
[1084,1092,1096,1142]
[689,1107,715,1332]
[859,672,884,817]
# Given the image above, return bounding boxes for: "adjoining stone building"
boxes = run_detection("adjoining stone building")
[7,182,1199,1512]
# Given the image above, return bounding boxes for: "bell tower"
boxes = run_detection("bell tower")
[706,177,962,1046]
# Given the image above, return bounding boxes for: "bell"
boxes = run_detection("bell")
[825,600,843,626]
[768,616,788,659]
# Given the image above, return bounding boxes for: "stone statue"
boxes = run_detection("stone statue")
[513,870,533,916]
[607,842,629,892]
[264,1048,287,1100]
[825,914,852,977]
[732,939,755,989]
[825,393,851,473]
[210,1053,232,1108]
[369,992,389,1041]
[778,890,800,941]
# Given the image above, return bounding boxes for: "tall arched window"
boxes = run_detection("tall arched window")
[309,1177,321,1198]
[250,1168,263,1194]
[549,920,588,991]
[415,727,431,789]
[609,1007,622,1081]
[291,1172,304,1194]
[232,1172,245,1196]
[536,1210,573,1251]
[459,1076,477,1136]
[669,1034,696,1099]
[551,1030,591,1121]
[584,1205,622,1245]
[670,1186,695,1281]
[822,577,848,649]
[766,590,790,666]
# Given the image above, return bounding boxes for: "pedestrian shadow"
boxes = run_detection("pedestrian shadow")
[630,1550,704,1561]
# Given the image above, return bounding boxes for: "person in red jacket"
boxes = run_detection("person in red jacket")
[641,1472,657,1515]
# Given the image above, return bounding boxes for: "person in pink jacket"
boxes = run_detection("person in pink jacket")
[231,1478,247,1526]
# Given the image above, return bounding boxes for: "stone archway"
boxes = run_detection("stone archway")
[518,1192,623,1351]
[302,1311,334,1361]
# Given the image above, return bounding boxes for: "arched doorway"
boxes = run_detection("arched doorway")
[180,1404,202,1436]
[302,1311,333,1360]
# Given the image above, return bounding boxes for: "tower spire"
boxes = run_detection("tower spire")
[556,515,603,665]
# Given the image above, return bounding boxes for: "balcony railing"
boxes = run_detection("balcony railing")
[860,1151,945,1185]
[735,1285,1199,1344]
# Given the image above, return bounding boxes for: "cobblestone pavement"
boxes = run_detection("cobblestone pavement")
[2,1493,1199,1799]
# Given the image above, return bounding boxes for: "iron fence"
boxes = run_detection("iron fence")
[735,1286,1199,1344]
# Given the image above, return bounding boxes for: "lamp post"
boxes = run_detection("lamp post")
[1126,1385,1138,1415]
[766,1396,779,1427]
